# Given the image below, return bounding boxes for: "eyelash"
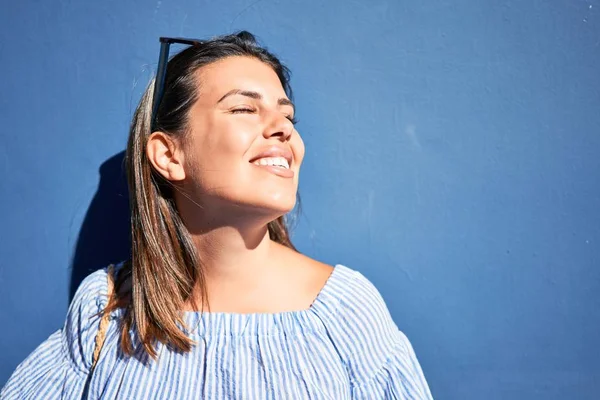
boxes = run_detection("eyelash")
[231,108,298,125]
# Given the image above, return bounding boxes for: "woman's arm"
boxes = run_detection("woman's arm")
[1,267,110,399]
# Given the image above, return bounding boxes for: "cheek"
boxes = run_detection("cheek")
[292,134,306,167]
[194,115,254,156]
[186,119,256,183]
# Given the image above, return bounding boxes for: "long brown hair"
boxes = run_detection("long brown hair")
[104,31,300,359]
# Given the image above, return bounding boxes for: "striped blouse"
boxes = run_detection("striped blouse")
[1,263,433,399]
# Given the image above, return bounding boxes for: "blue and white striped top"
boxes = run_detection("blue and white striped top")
[2,263,433,399]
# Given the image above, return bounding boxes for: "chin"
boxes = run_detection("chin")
[247,192,297,217]
[261,198,297,215]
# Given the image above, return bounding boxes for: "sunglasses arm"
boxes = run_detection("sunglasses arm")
[151,41,172,125]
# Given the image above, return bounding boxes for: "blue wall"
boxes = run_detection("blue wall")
[1,1,599,398]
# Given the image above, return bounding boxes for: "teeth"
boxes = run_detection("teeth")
[253,157,289,169]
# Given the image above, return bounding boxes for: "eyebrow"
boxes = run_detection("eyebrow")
[217,89,295,112]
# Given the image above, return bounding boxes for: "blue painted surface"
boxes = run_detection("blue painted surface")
[1,1,598,398]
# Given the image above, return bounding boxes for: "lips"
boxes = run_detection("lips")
[251,162,295,178]
[249,145,293,168]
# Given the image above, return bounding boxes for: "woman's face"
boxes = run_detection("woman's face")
[179,56,304,220]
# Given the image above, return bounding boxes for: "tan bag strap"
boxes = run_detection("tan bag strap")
[90,264,115,372]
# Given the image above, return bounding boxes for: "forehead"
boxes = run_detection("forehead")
[195,56,287,100]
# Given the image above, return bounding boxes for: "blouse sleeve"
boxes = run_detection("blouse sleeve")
[1,268,110,399]
[331,269,433,400]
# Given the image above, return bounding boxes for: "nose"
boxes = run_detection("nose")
[263,111,294,142]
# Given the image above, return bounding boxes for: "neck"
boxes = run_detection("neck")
[176,194,286,285]
[184,219,288,313]
[192,223,275,283]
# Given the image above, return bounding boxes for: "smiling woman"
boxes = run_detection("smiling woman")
[1,31,433,399]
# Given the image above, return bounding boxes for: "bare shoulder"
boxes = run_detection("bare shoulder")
[296,253,335,285]
[272,242,335,306]
[276,242,333,277]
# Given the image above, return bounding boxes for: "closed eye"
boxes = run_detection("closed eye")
[230,108,297,125]
[231,108,256,114]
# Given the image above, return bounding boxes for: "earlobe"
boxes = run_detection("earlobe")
[146,132,186,181]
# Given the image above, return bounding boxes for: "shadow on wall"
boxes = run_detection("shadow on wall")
[69,151,131,301]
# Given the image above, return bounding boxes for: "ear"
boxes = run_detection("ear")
[146,132,186,181]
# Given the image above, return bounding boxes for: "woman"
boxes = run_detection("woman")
[2,31,433,399]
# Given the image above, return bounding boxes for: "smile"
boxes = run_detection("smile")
[251,157,294,178]
[252,157,289,169]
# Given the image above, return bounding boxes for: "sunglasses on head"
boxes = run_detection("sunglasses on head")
[152,37,204,127]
